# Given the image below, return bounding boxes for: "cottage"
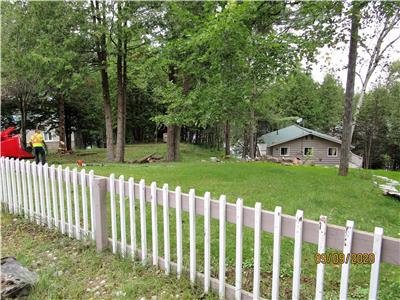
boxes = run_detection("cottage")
[258,125,363,168]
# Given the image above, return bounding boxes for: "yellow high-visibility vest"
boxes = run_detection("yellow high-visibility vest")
[31,133,44,148]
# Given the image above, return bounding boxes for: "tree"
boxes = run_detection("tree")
[90,0,114,161]
[351,2,400,140]
[1,1,47,147]
[339,1,362,176]
[317,74,344,132]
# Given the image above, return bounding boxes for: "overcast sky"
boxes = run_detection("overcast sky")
[310,20,400,92]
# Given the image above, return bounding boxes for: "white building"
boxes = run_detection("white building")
[26,128,75,150]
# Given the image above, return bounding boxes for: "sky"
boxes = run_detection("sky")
[310,18,400,92]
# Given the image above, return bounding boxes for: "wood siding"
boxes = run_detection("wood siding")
[270,136,341,165]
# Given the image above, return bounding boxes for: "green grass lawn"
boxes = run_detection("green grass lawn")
[23,143,400,298]
[49,143,399,237]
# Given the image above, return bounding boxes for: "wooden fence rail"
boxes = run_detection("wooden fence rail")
[0,157,399,300]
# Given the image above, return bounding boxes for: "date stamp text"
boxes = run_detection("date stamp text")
[314,253,375,265]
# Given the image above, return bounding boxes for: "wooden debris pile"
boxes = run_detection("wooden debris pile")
[127,153,163,164]
[373,175,400,199]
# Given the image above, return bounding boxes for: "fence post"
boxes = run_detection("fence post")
[93,177,108,251]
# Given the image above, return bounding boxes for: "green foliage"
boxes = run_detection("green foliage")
[354,60,400,169]
[259,70,344,131]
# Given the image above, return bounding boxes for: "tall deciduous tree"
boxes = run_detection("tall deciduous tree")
[339,1,362,176]
[91,0,114,161]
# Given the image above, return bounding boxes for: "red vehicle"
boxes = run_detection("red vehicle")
[0,127,34,159]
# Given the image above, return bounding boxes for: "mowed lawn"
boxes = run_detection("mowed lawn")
[50,143,399,237]
[42,143,400,298]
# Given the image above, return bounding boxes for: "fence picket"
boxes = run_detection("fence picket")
[219,195,227,299]
[292,210,304,300]
[339,220,354,299]
[253,202,262,299]
[20,160,28,217]
[89,170,95,240]
[38,163,46,224]
[163,184,170,274]
[139,179,147,264]
[128,177,136,259]
[65,167,73,237]
[15,160,22,214]
[175,186,183,278]
[189,188,196,285]
[151,182,158,266]
[0,158,3,208]
[0,158,6,211]
[315,215,327,300]
[72,168,81,239]
[44,164,52,227]
[235,198,243,300]
[1,158,8,211]
[6,158,12,213]
[119,175,127,257]
[204,192,211,293]
[271,206,282,300]
[0,158,3,209]
[26,161,34,220]
[50,165,59,228]
[0,158,3,210]
[58,166,66,234]
[369,227,383,299]
[81,169,88,236]
[6,158,12,212]
[110,174,117,254]
[10,159,17,213]
[32,163,40,224]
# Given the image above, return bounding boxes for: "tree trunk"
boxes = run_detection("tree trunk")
[166,125,180,161]
[339,2,361,176]
[367,134,373,169]
[66,117,72,151]
[19,97,27,149]
[122,35,127,149]
[75,131,84,149]
[165,68,188,162]
[224,120,230,156]
[115,3,127,163]
[242,128,248,159]
[249,108,256,159]
[115,37,125,162]
[92,0,114,161]
[58,95,66,152]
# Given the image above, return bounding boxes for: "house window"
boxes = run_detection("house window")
[303,147,313,156]
[328,147,337,157]
[280,147,289,156]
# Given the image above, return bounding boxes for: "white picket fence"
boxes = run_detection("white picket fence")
[1,157,399,300]
[0,157,95,239]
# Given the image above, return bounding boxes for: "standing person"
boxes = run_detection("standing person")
[29,128,47,164]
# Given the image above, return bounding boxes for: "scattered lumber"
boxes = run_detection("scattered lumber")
[373,175,400,199]
[127,153,163,164]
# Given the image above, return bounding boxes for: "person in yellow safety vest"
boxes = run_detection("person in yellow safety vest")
[29,128,47,165]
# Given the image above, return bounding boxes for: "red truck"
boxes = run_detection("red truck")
[0,127,34,159]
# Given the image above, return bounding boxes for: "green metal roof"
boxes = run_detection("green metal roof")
[258,125,343,147]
